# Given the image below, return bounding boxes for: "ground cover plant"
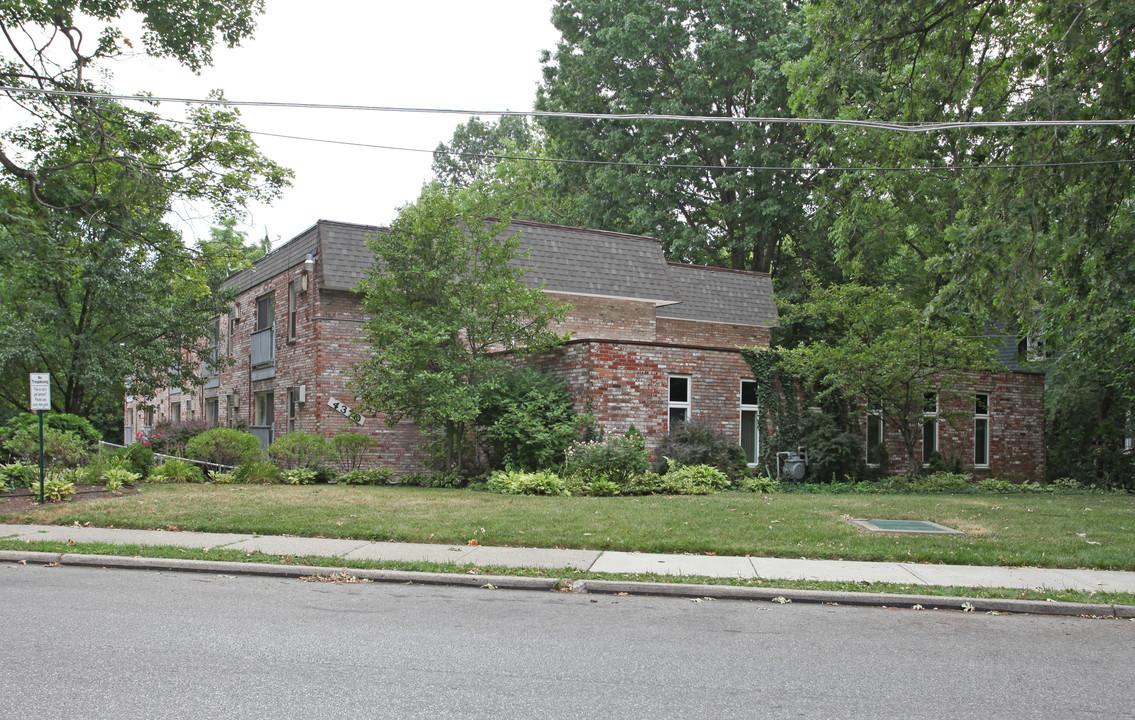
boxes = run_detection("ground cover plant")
[2,484,1131,570]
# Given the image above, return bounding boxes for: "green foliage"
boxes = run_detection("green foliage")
[185,428,263,468]
[654,419,748,481]
[110,443,155,479]
[39,472,76,503]
[739,476,781,494]
[209,472,236,485]
[232,460,281,485]
[267,432,333,470]
[281,467,318,486]
[151,459,206,484]
[788,0,1135,486]
[563,429,650,486]
[353,186,569,471]
[395,471,467,489]
[330,431,378,473]
[623,471,712,496]
[662,460,731,492]
[3,412,101,447]
[338,468,395,486]
[781,283,996,474]
[432,115,537,188]
[1,462,37,489]
[6,426,90,468]
[100,466,141,490]
[582,479,621,497]
[486,470,570,496]
[909,472,975,494]
[475,368,588,472]
[537,0,813,272]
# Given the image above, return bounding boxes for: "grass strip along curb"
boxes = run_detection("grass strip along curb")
[3,548,1132,621]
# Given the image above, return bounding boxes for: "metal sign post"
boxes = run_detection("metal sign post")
[30,373,50,503]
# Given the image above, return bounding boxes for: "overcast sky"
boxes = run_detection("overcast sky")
[105,1,561,249]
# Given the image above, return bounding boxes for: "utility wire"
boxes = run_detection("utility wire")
[248,127,1135,173]
[4,85,1135,133]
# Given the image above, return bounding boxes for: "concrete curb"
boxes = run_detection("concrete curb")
[3,550,1130,618]
[573,579,1135,619]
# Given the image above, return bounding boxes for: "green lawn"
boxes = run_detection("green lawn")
[3,484,1133,570]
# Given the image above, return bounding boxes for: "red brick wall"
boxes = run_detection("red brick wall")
[655,317,770,348]
[531,340,757,454]
[862,371,1046,482]
[548,293,657,341]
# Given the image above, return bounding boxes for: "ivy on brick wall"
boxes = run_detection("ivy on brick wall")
[741,347,865,483]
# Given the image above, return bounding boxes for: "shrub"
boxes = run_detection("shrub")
[281,467,318,485]
[100,466,140,490]
[210,471,236,484]
[486,469,570,496]
[2,412,101,447]
[476,368,590,471]
[583,479,621,497]
[233,460,281,484]
[149,418,212,457]
[151,459,206,484]
[654,419,748,481]
[396,471,467,488]
[330,431,378,473]
[910,472,975,493]
[40,472,76,502]
[1,462,38,489]
[739,475,781,493]
[339,468,395,485]
[662,460,730,492]
[563,427,650,486]
[186,428,263,468]
[267,432,333,470]
[6,426,90,468]
[110,443,155,479]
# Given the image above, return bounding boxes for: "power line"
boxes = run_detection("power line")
[247,127,1135,173]
[5,84,1135,133]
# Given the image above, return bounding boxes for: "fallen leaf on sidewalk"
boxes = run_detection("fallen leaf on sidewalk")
[771,596,790,604]
[468,539,479,546]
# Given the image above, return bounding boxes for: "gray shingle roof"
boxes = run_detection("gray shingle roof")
[507,221,679,304]
[657,263,778,327]
[223,219,777,327]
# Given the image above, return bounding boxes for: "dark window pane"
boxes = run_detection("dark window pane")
[976,394,989,415]
[669,377,689,403]
[741,381,759,406]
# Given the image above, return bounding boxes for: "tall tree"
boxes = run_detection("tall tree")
[0,1,290,234]
[536,0,813,272]
[353,187,569,471]
[788,0,1135,481]
[432,115,537,188]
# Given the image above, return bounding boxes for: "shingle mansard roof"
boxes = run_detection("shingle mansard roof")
[224,219,778,328]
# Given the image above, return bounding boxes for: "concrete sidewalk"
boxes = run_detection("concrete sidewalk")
[4,522,1135,595]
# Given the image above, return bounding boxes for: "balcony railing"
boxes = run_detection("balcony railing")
[251,328,275,367]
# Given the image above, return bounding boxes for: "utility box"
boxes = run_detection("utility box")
[777,447,809,480]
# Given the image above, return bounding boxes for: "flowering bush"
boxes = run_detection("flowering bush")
[563,427,649,486]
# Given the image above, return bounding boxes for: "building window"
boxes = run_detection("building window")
[227,316,236,355]
[255,391,274,428]
[974,394,990,467]
[226,393,234,427]
[205,398,218,426]
[144,407,154,428]
[740,380,760,466]
[287,386,300,433]
[171,401,181,425]
[668,376,690,430]
[922,392,938,465]
[866,400,883,466]
[256,294,274,332]
[287,279,298,341]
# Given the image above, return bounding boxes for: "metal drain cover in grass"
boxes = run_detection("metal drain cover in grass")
[848,518,964,535]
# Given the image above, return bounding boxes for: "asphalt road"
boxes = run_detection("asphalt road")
[3,563,1133,720]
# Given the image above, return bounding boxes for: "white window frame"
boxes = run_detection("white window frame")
[739,380,760,467]
[171,401,181,425]
[205,397,218,426]
[866,400,883,467]
[254,391,274,428]
[287,279,298,342]
[668,375,691,432]
[974,393,991,468]
[287,386,299,434]
[256,293,275,333]
[922,392,939,466]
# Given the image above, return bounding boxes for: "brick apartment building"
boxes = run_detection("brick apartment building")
[123,219,1044,480]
